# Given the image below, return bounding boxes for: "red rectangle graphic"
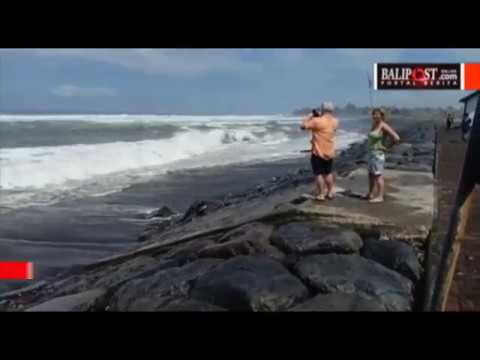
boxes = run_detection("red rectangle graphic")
[465,63,480,90]
[0,262,34,280]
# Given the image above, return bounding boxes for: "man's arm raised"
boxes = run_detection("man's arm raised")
[301,115,313,130]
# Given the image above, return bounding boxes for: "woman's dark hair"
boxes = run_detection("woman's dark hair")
[312,109,320,117]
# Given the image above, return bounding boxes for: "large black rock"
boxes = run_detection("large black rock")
[190,256,309,311]
[361,238,422,282]
[180,200,224,223]
[47,255,173,298]
[217,222,271,243]
[110,258,222,311]
[271,222,363,255]
[289,292,386,312]
[198,223,284,261]
[147,206,176,219]
[164,237,217,263]
[293,254,413,311]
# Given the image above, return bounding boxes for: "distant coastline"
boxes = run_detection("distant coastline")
[292,104,463,118]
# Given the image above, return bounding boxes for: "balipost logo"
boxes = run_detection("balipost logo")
[374,63,480,90]
[375,63,461,90]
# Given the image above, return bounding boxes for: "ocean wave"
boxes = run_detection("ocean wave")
[0,133,367,211]
[0,127,293,190]
[0,114,369,210]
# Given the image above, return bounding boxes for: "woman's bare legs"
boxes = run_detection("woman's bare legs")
[369,175,385,202]
[376,175,385,200]
[367,173,375,199]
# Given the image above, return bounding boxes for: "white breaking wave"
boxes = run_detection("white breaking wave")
[0,114,368,210]
[0,128,292,189]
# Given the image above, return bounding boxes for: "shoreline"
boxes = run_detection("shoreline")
[0,155,329,294]
[0,116,437,311]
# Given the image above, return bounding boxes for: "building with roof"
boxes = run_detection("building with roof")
[459,90,480,122]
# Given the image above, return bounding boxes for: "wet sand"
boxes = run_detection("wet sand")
[0,157,310,293]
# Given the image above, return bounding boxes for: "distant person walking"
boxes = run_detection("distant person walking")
[301,102,339,201]
[365,108,400,203]
[446,113,453,131]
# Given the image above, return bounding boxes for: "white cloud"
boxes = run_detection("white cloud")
[2,49,261,76]
[52,84,117,97]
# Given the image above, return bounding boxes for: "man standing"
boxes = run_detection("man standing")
[301,102,339,201]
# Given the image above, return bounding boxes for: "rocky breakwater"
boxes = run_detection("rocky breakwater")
[0,121,436,312]
[0,220,424,312]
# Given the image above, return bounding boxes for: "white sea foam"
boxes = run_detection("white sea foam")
[0,114,367,209]
[0,128,293,189]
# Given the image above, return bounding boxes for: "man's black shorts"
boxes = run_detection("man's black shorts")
[311,154,333,176]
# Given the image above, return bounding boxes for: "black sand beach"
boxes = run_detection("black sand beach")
[0,156,313,293]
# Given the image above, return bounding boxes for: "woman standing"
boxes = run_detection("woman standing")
[366,108,400,203]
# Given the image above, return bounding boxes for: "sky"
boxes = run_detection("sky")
[1,49,479,114]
